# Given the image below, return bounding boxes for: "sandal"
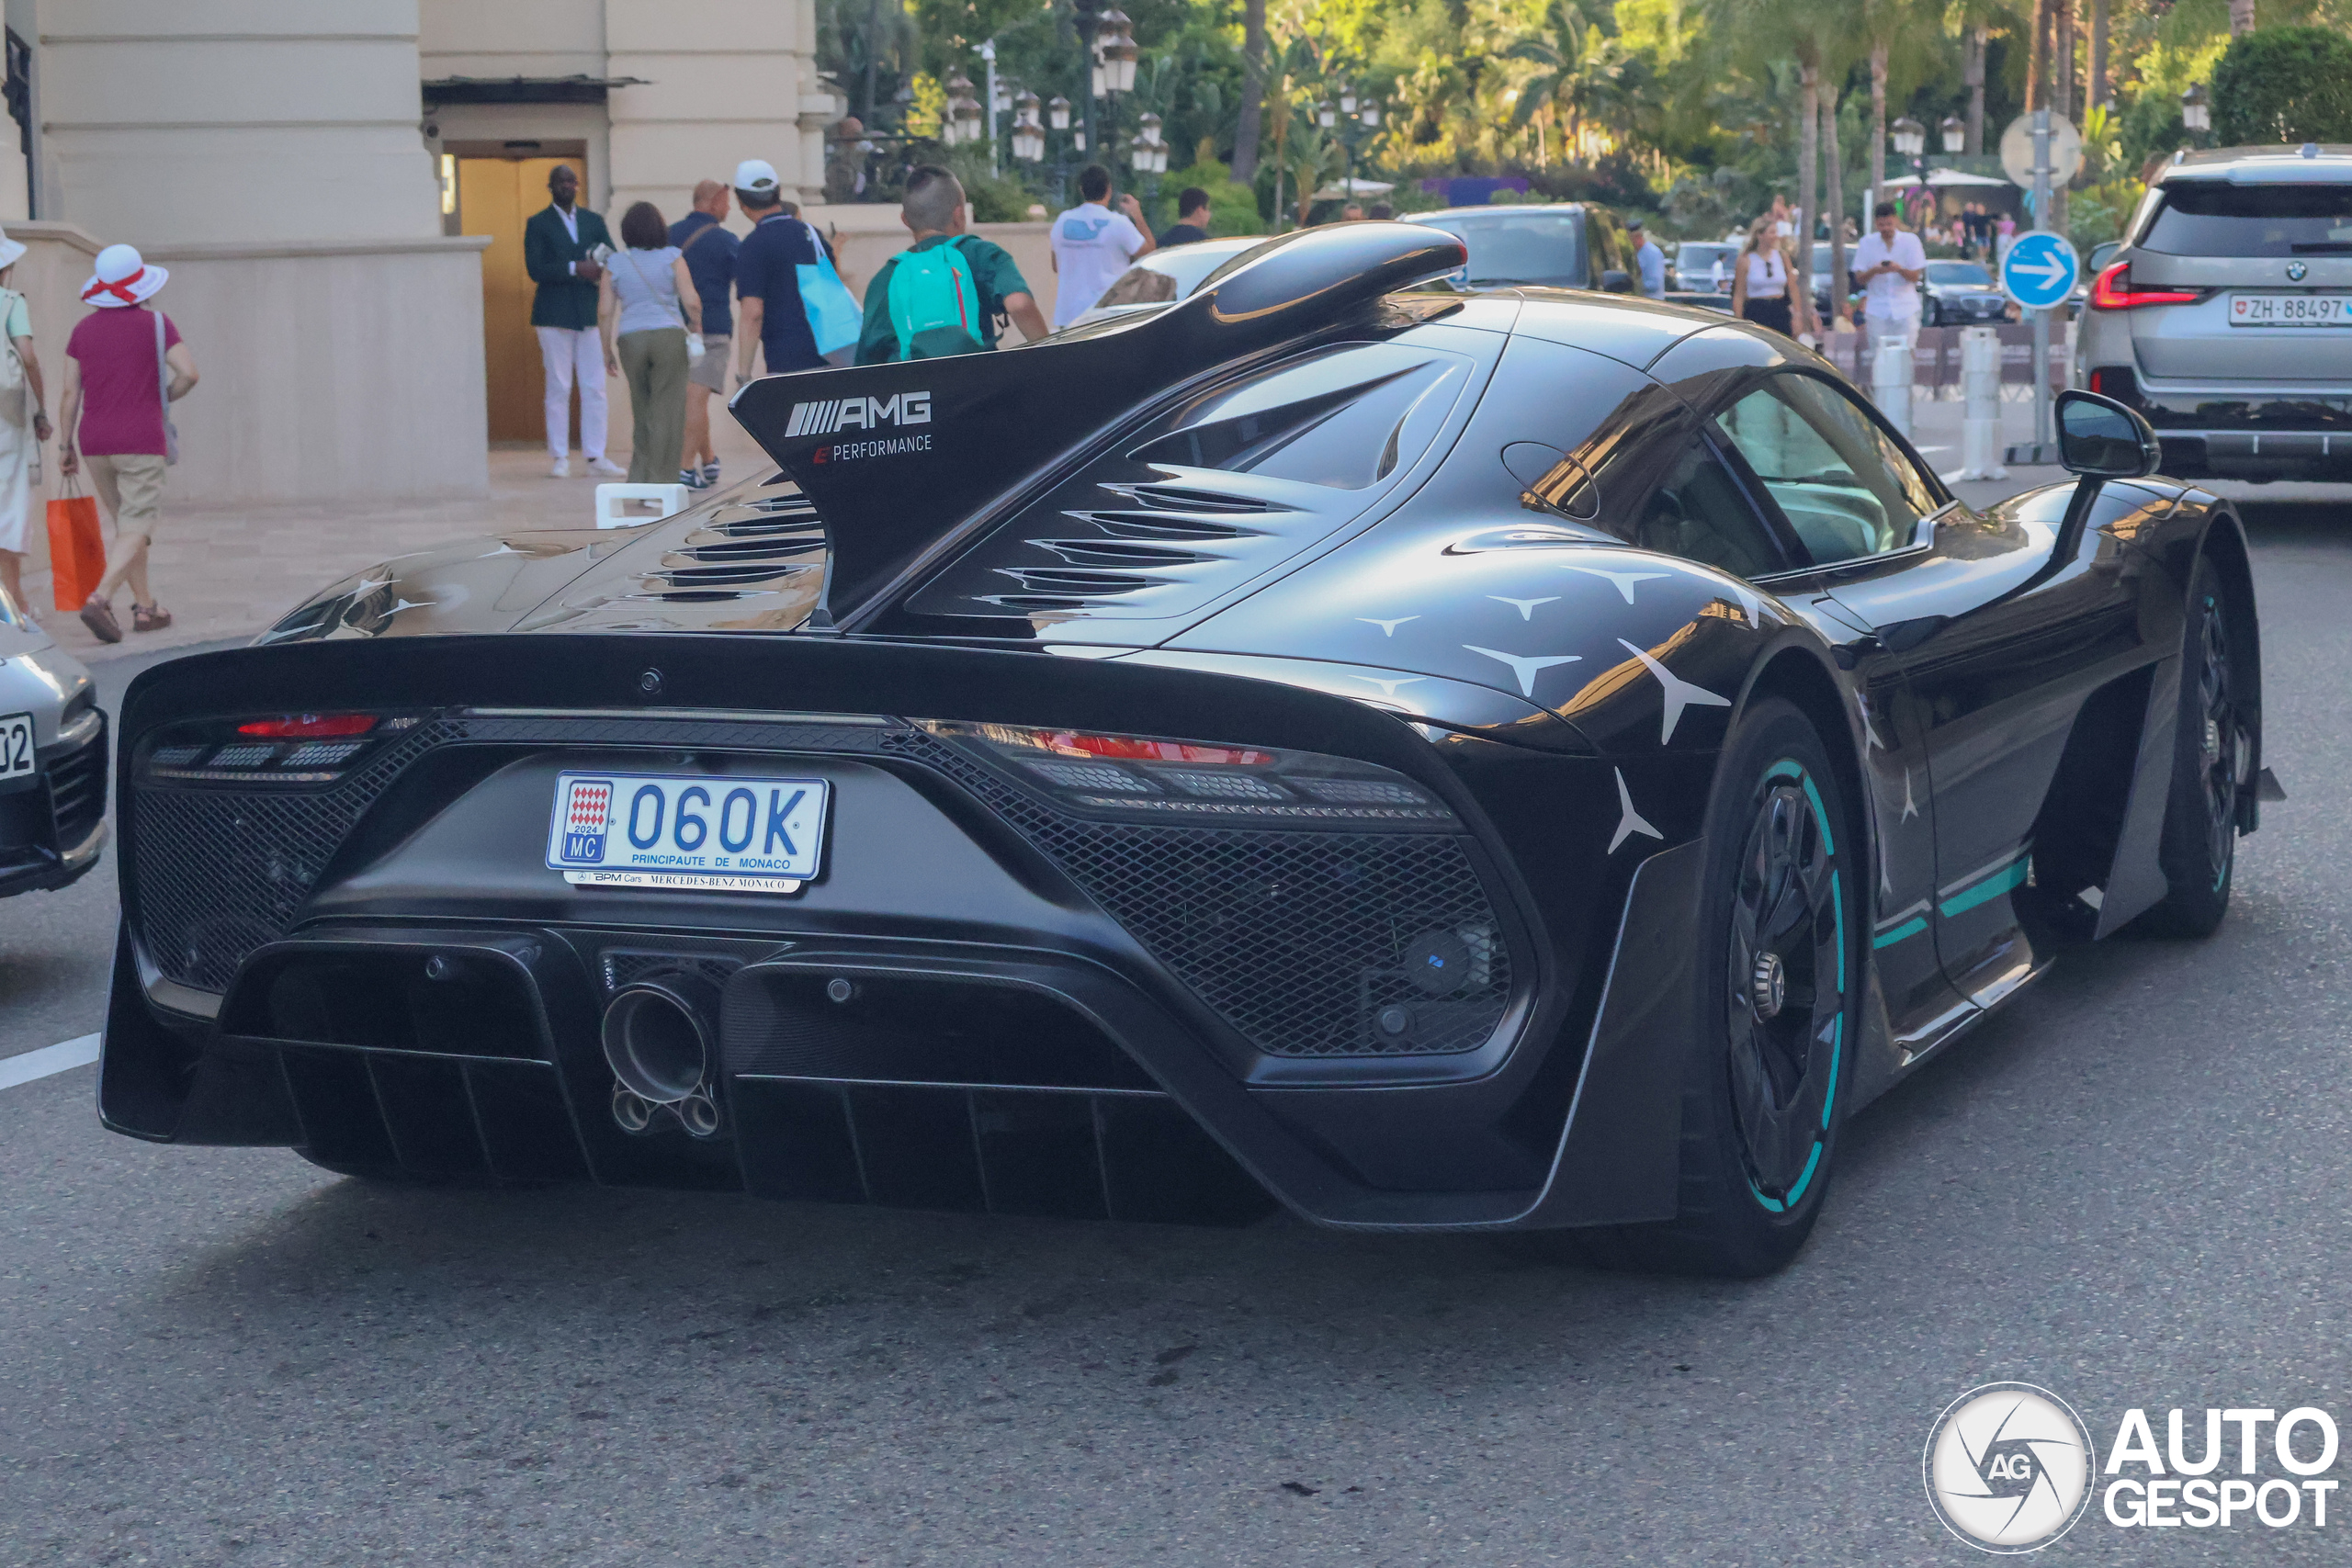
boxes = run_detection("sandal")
[132,603,173,633]
[78,594,122,644]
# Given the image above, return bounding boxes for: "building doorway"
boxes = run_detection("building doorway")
[454,147,587,445]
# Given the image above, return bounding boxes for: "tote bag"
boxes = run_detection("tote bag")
[46,479,105,611]
[796,221,863,358]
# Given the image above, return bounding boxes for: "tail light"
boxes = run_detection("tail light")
[917,720,1457,827]
[141,714,421,784]
[236,713,378,739]
[2088,260,2203,311]
[2086,367,2141,403]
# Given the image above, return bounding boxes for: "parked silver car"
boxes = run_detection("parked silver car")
[0,579,106,898]
[2076,144,2352,482]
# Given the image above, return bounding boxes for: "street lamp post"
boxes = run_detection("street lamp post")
[1939,115,1965,156]
[1890,115,1927,229]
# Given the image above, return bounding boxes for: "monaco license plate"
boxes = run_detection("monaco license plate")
[0,711,31,782]
[546,772,829,893]
[2230,293,2351,327]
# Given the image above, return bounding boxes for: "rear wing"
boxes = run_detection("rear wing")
[728,222,1466,630]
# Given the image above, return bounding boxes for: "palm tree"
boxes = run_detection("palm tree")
[1234,0,1268,182]
[1504,0,1634,157]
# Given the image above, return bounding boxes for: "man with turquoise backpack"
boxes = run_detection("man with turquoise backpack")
[854,166,1048,365]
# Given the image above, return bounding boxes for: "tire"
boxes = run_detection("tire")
[1525,698,1860,1277]
[2132,557,2249,938]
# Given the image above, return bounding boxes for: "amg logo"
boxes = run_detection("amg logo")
[785,391,932,437]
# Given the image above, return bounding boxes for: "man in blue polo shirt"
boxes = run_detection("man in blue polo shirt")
[729,158,830,383]
[669,179,741,487]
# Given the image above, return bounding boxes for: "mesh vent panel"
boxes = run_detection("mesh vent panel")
[130,722,460,992]
[886,730,1511,1057]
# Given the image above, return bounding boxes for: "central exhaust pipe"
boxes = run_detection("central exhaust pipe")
[602,974,721,1132]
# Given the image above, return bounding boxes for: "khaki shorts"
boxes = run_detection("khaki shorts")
[85,452,166,539]
[688,333,731,393]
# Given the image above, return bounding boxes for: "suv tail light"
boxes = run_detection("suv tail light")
[2088,260,2204,311]
[2086,366,2141,403]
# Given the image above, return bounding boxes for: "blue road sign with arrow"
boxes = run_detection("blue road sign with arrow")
[2001,231,2080,311]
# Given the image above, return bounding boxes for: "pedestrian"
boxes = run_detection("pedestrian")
[1854,199,1927,351]
[1995,210,2017,264]
[1048,165,1154,330]
[524,164,621,479]
[1769,193,1794,241]
[1340,202,1366,222]
[730,158,832,386]
[856,166,1047,365]
[598,201,703,486]
[57,243,196,642]
[1730,218,1803,338]
[669,179,740,489]
[1627,216,1666,299]
[0,226,52,615]
[1368,202,1393,220]
[1157,187,1212,248]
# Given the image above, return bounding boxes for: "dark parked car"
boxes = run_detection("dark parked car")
[105,225,2273,1275]
[1406,203,1635,292]
[1919,259,2014,326]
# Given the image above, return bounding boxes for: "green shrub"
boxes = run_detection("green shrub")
[2212,28,2352,145]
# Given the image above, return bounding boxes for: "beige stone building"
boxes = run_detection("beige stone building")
[0,0,838,504]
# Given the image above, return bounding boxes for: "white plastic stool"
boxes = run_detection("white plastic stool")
[1871,335,1914,439]
[1958,327,2008,480]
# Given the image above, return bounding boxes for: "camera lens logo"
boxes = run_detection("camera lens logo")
[1923,1383,2097,1553]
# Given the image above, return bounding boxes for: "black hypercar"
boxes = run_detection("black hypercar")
[99,225,2276,1274]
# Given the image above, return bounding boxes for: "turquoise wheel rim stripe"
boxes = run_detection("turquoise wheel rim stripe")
[1938,854,2030,919]
[1873,915,1928,949]
[1746,757,1844,1214]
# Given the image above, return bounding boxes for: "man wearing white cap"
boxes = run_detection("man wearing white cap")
[729,158,830,383]
[59,243,197,642]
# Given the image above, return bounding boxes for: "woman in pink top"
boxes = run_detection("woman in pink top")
[58,243,198,642]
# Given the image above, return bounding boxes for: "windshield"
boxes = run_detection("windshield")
[2144,181,2352,256]
[1677,243,1736,278]
[1927,262,1993,286]
[1417,210,1589,288]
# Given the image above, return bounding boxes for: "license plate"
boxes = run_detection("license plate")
[546,772,829,893]
[0,711,31,782]
[2230,294,2350,326]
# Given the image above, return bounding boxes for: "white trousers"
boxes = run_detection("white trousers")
[537,326,608,460]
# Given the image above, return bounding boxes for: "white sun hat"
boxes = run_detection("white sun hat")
[0,225,25,272]
[81,243,168,308]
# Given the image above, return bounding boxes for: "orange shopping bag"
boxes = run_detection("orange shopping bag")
[45,479,104,612]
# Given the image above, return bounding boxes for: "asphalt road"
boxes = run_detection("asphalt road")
[5,506,2350,1566]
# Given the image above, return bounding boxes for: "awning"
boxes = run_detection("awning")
[424,75,650,106]
[1312,178,1396,199]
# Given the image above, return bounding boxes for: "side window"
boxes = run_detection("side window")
[1632,438,1788,580]
[1711,372,1937,566]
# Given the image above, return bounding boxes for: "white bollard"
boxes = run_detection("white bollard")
[594,482,692,529]
[1958,327,2008,480]
[1871,334,1914,439]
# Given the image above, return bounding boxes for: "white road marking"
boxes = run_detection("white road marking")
[0,1033,101,1091]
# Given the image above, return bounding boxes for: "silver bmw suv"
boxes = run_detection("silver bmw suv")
[2076,143,2352,482]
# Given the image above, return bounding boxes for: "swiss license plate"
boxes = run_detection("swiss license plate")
[546,772,829,893]
[2230,293,2350,327]
[0,711,31,782]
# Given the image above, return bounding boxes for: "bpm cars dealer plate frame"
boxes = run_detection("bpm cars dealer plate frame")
[546,772,830,893]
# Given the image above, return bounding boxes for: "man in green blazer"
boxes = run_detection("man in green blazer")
[524,164,621,477]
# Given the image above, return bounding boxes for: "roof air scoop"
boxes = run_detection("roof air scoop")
[727,222,1469,631]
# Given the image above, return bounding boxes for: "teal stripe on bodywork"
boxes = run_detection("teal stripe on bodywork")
[1873,916,1928,948]
[1939,855,2031,919]
[1821,1015,1842,1131]
[1801,776,1835,855]
[1831,871,1846,994]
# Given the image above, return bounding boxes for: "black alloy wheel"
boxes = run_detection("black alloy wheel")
[1535,697,1857,1277]
[2136,556,2250,937]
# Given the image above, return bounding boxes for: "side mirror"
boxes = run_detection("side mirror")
[1599,269,1634,294]
[2055,389,2161,479]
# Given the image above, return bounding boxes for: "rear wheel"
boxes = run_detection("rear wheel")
[2133,557,2249,937]
[1530,698,1859,1277]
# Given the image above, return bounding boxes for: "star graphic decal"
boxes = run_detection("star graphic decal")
[1902,768,1919,821]
[1462,645,1582,699]
[1616,638,1732,744]
[1357,616,1419,637]
[1609,768,1662,853]
[1487,594,1560,621]
[1342,672,1425,700]
[1565,565,1671,604]
[1856,690,1886,751]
